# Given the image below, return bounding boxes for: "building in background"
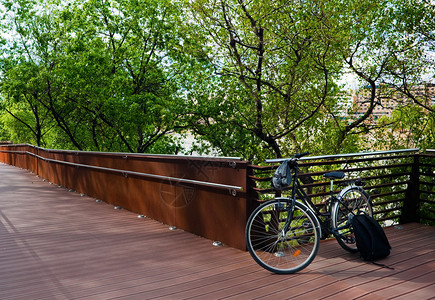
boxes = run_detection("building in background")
[353,82,435,119]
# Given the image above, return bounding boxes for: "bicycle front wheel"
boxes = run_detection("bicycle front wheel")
[331,186,373,252]
[245,199,321,274]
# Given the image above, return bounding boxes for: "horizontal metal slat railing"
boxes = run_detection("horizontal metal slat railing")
[265,148,420,163]
[419,150,435,224]
[249,148,428,225]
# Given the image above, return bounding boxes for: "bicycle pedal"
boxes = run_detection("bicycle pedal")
[320,233,329,240]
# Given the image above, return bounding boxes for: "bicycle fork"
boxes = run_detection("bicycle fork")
[274,197,296,237]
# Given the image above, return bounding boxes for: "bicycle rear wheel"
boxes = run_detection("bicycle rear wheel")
[331,186,373,252]
[245,199,321,274]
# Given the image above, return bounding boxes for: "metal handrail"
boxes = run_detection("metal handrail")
[0,150,243,194]
[265,148,420,164]
[0,143,243,161]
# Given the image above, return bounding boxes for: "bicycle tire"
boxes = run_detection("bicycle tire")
[245,199,321,274]
[331,186,373,252]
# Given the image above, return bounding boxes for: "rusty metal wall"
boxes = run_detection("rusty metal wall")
[0,144,253,250]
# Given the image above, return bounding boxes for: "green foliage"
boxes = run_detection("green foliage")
[187,0,348,161]
[372,105,435,150]
[0,0,197,153]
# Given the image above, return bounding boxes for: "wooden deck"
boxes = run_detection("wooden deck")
[1,163,434,300]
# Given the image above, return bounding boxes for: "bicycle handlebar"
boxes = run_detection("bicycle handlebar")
[265,152,311,164]
[294,152,310,159]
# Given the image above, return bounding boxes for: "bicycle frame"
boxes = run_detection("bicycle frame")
[282,161,353,240]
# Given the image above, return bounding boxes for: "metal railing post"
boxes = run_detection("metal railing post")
[401,153,420,223]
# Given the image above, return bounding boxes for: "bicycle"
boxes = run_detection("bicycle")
[245,152,373,274]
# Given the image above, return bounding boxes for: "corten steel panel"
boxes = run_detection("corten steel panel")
[123,176,177,225]
[44,161,58,184]
[0,151,10,165]
[69,154,249,245]
[0,145,251,250]
[26,147,38,173]
[59,151,248,190]
[84,171,130,208]
[174,186,248,250]
[0,151,7,164]
[13,151,23,168]
[1,146,11,165]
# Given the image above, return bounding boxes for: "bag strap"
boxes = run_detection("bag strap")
[371,261,394,270]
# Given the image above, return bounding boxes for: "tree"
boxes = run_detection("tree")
[187,0,434,161]
[0,0,193,153]
[0,59,52,146]
[373,104,435,150]
[187,0,345,160]
[336,0,434,153]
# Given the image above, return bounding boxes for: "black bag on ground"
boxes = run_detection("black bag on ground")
[271,160,292,190]
[351,214,391,261]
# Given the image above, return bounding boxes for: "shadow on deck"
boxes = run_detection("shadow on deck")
[1,163,434,299]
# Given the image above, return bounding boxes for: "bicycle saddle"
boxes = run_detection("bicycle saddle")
[323,171,345,179]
